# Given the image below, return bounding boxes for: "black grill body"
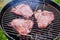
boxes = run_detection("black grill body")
[0,0,60,40]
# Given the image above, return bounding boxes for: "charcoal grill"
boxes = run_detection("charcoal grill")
[0,0,60,40]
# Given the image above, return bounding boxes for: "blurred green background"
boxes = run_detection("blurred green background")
[0,0,60,40]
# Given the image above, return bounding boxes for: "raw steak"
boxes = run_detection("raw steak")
[8,19,34,35]
[11,4,33,18]
[34,10,54,28]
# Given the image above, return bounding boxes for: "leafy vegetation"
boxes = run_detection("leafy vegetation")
[0,0,11,10]
[0,28,8,40]
[52,0,60,6]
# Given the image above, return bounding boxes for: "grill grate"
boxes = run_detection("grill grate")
[1,2,60,40]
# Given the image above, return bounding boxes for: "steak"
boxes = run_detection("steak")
[11,4,33,18]
[8,19,34,35]
[34,10,54,28]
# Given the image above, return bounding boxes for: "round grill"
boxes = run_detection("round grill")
[1,1,60,40]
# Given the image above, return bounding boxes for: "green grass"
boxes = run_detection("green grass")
[52,0,60,6]
[57,37,60,40]
[0,28,8,40]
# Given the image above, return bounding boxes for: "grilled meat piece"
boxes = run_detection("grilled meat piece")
[11,4,33,18]
[34,10,54,28]
[9,19,34,35]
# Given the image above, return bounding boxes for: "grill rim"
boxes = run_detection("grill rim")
[0,0,60,40]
